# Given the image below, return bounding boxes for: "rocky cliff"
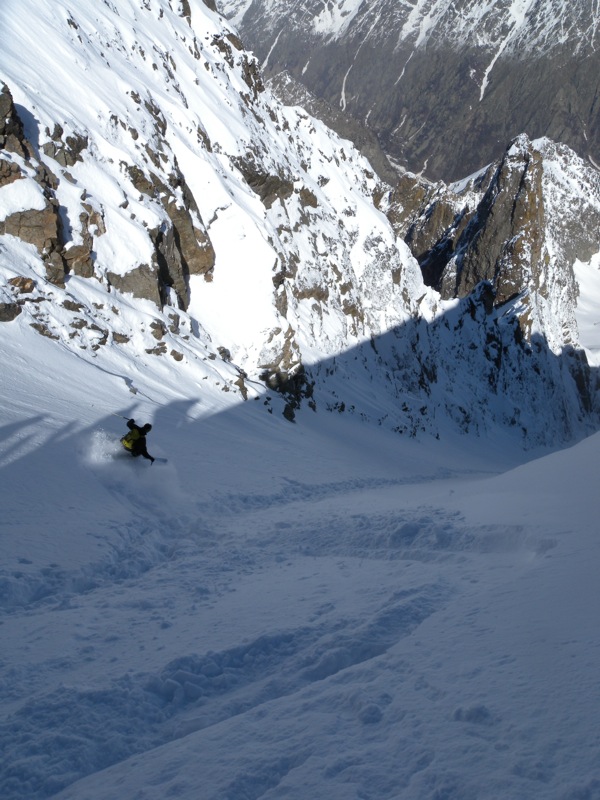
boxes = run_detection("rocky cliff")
[387,135,600,352]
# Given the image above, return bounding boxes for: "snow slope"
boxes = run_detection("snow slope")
[2,277,600,800]
[0,0,424,396]
[1,0,600,796]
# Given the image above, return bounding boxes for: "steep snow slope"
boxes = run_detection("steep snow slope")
[0,0,426,414]
[1,2,600,797]
[2,260,600,800]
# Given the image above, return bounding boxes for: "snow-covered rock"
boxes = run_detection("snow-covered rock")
[0,0,421,409]
[221,0,600,181]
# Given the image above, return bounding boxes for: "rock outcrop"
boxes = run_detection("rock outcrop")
[0,83,29,159]
[387,135,600,353]
[0,85,67,286]
[126,160,216,309]
[0,79,215,307]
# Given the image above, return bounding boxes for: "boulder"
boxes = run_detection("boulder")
[0,205,66,286]
[0,302,22,322]
[0,157,23,188]
[106,264,162,306]
[8,276,35,293]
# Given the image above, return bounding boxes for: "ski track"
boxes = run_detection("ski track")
[0,448,555,800]
[1,582,447,797]
[0,419,591,800]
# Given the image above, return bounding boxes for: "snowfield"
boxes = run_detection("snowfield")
[2,311,600,800]
[1,0,600,797]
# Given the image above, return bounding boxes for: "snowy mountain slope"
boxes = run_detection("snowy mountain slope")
[221,0,600,181]
[0,0,430,424]
[1,2,600,798]
[258,0,600,57]
[2,291,600,800]
[2,0,596,446]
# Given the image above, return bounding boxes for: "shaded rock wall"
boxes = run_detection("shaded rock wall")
[387,135,600,354]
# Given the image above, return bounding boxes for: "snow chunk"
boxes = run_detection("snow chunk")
[0,178,46,222]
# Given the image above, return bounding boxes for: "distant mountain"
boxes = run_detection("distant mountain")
[219,0,600,182]
[0,0,598,447]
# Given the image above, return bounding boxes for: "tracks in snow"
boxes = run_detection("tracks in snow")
[0,579,448,800]
[0,463,546,799]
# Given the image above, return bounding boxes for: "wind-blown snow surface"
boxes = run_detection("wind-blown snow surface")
[2,288,600,799]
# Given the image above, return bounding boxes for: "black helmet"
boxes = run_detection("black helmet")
[142,423,152,433]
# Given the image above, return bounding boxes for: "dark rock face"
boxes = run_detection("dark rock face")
[126,159,215,309]
[0,83,29,159]
[42,125,89,168]
[222,0,600,182]
[446,140,547,305]
[1,205,62,263]
[387,135,600,345]
[0,302,22,322]
[234,154,294,209]
[8,276,35,294]
[107,263,162,307]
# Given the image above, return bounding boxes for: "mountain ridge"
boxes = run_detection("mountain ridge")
[220,0,600,181]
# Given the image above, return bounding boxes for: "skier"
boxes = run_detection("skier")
[120,419,155,463]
